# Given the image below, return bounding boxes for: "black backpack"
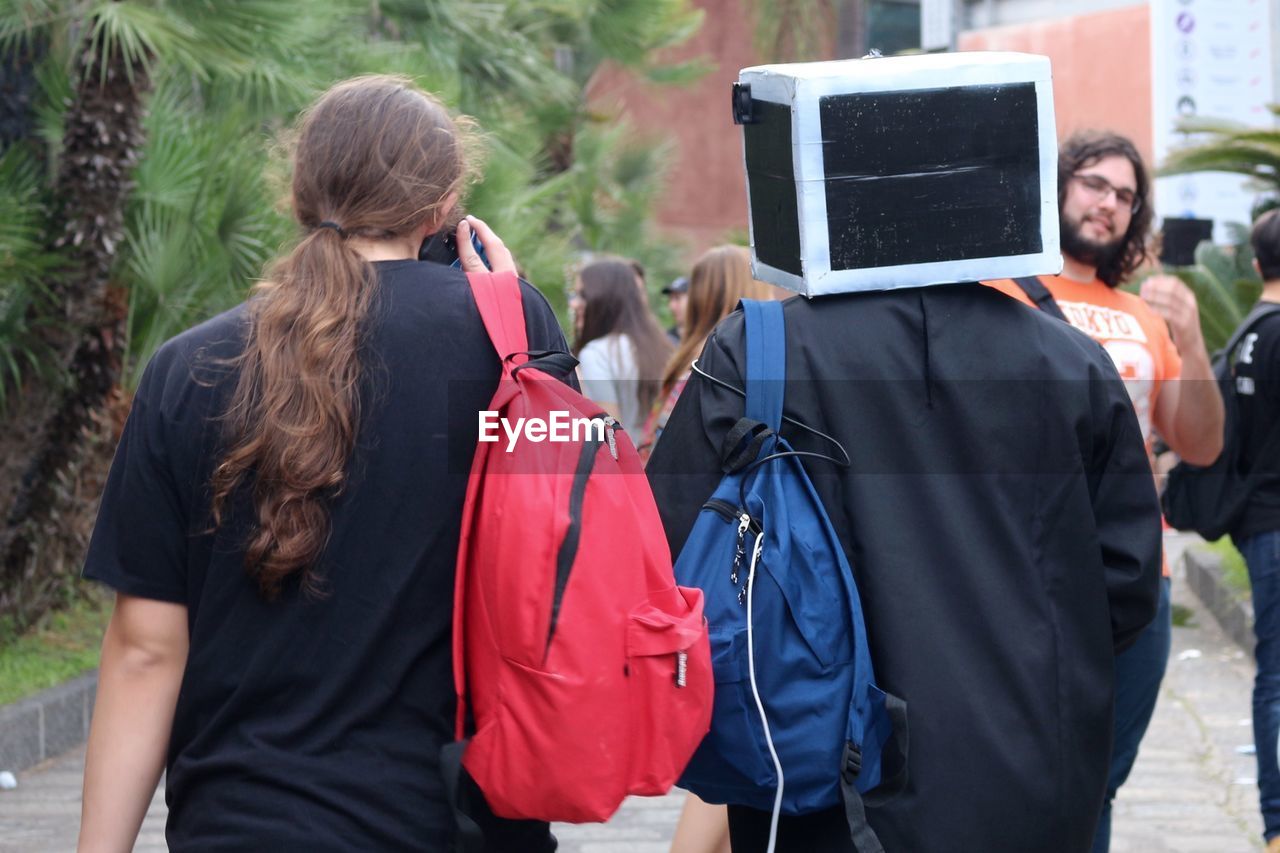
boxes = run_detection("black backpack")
[1161,303,1280,540]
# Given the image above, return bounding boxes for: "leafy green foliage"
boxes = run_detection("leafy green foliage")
[1,0,705,390]
[5,0,710,644]
[1161,228,1263,353]
[1169,602,1196,628]
[1205,537,1250,597]
[0,144,61,407]
[0,586,110,704]
[1160,105,1280,216]
[119,83,287,383]
[1150,108,1280,351]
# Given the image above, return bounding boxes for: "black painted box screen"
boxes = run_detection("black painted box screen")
[819,83,1042,271]
[744,99,802,276]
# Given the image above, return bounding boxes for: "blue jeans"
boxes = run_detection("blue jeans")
[1091,576,1172,853]
[1239,530,1280,843]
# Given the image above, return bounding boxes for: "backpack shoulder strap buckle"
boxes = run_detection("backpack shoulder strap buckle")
[720,417,775,474]
[841,740,863,784]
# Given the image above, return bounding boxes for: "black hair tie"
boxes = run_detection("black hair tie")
[316,220,347,237]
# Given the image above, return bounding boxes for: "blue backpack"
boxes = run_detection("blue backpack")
[674,299,907,852]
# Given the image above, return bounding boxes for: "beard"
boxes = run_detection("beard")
[1060,211,1125,273]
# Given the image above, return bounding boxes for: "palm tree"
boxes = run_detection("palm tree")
[1156,108,1279,352]
[0,0,355,631]
[1159,107,1280,215]
[0,0,706,634]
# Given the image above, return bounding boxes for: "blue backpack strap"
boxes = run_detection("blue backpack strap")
[742,299,785,431]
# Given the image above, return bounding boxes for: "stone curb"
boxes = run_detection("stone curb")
[0,671,97,775]
[1183,546,1255,656]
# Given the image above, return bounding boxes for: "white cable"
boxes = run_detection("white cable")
[745,530,784,853]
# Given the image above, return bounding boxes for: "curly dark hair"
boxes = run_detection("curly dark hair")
[1058,131,1153,287]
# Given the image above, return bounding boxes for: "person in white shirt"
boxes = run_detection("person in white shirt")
[570,256,673,437]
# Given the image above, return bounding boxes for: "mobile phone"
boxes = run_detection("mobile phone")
[1159,217,1213,267]
[418,227,490,270]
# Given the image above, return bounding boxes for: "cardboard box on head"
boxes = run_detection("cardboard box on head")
[736,52,1063,297]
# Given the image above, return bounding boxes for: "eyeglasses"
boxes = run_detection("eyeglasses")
[1072,173,1142,214]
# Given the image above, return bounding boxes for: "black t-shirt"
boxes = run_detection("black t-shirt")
[83,260,567,851]
[1234,308,1280,540]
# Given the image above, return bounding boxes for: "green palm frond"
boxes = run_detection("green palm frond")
[1162,142,1280,171]
[7,0,705,382]
[0,0,66,54]
[129,83,208,212]
[468,133,577,313]
[1159,108,1280,199]
[642,56,715,86]
[118,87,287,383]
[84,1,185,82]
[586,0,704,68]
[177,1,361,116]
[30,52,70,166]
[0,143,61,407]
[561,118,683,288]
[0,145,55,281]
[386,0,578,117]
[1171,116,1253,135]
[77,0,351,91]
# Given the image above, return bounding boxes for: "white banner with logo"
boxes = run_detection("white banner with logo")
[920,0,954,51]
[1150,0,1274,241]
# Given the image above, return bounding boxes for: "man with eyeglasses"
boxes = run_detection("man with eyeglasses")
[989,129,1224,852]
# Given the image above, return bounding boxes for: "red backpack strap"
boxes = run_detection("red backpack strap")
[467,270,529,369]
[454,270,527,741]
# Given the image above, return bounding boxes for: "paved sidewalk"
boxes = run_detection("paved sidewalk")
[0,748,684,853]
[0,533,1265,851]
[1107,532,1263,852]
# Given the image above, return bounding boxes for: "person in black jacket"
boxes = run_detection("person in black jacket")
[1233,208,1280,852]
[646,283,1161,853]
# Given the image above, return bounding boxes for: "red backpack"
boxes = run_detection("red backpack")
[450,270,713,823]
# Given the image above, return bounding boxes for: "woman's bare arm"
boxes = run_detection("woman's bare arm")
[78,593,188,853]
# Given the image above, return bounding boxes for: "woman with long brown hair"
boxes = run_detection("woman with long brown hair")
[639,245,782,461]
[570,256,673,438]
[78,76,563,851]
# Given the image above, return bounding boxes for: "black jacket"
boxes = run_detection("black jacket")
[645,283,1161,853]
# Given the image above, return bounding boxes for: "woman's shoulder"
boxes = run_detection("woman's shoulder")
[580,333,632,363]
[145,304,250,393]
[585,331,630,350]
[122,304,250,442]
[376,261,564,344]
[578,334,612,355]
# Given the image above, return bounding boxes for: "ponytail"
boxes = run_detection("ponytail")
[211,228,374,598]
[208,75,471,599]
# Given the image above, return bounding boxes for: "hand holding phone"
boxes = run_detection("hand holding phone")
[417,223,482,267]
[457,216,516,275]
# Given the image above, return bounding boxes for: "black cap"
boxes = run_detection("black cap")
[662,276,689,295]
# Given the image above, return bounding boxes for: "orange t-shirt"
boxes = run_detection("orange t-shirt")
[987,276,1182,445]
[988,275,1183,576]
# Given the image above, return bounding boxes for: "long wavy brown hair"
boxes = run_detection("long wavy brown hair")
[572,257,673,414]
[661,245,781,398]
[211,76,472,599]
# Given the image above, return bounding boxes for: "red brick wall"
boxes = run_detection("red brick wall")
[586,0,768,257]
[958,5,1154,165]
[591,3,1155,260]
